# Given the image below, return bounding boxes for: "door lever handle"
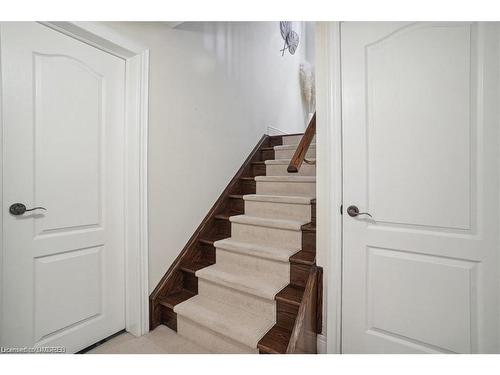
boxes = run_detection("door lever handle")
[347,205,372,218]
[9,203,46,216]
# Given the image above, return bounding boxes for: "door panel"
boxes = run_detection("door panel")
[366,24,472,230]
[1,22,126,352]
[34,53,103,235]
[341,22,499,353]
[34,246,103,341]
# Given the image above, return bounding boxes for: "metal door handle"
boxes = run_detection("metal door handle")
[9,203,46,216]
[347,205,372,218]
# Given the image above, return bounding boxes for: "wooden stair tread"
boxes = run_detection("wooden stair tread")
[159,289,196,309]
[228,194,244,199]
[214,210,241,221]
[260,147,274,151]
[239,176,255,181]
[180,259,214,274]
[290,250,315,265]
[276,284,304,306]
[251,161,266,165]
[258,325,292,354]
[198,235,228,246]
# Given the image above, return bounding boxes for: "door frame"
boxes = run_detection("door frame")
[0,21,150,339]
[315,21,343,354]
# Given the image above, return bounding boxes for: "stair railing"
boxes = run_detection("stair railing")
[287,112,316,173]
[286,265,323,353]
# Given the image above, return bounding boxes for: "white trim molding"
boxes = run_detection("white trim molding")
[267,125,289,136]
[315,22,343,354]
[41,21,150,337]
[317,334,327,354]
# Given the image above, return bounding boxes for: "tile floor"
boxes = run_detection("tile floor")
[87,325,211,354]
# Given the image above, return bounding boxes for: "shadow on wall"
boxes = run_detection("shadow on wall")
[176,21,315,133]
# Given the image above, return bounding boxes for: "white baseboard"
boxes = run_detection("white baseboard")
[267,125,289,136]
[317,334,327,354]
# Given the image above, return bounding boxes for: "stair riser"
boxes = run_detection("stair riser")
[252,163,266,176]
[282,135,316,145]
[256,181,316,198]
[275,147,316,160]
[245,200,311,222]
[231,222,302,249]
[261,149,275,161]
[228,197,244,212]
[216,248,290,280]
[177,316,257,354]
[266,163,316,176]
[238,179,256,195]
[277,300,300,330]
[198,279,276,321]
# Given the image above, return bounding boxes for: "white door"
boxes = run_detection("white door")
[1,22,126,353]
[341,22,500,353]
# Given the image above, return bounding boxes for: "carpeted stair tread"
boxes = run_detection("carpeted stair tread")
[243,194,314,205]
[196,263,288,300]
[169,133,317,353]
[255,175,316,183]
[214,238,298,262]
[273,143,316,151]
[281,134,315,146]
[229,214,307,231]
[174,294,274,348]
[265,158,316,165]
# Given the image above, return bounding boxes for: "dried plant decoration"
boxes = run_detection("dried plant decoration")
[300,61,316,114]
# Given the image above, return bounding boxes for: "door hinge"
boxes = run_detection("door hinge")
[340,204,343,215]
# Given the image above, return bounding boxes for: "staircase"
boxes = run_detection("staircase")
[149,127,321,353]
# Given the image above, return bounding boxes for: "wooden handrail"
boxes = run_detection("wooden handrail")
[287,112,316,173]
[286,265,323,353]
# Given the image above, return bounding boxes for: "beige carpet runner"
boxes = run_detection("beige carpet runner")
[174,134,316,353]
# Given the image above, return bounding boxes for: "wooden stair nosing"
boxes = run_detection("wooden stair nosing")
[301,222,316,232]
[276,284,304,307]
[257,325,292,354]
[198,236,228,246]
[290,250,315,266]
[214,211,242,221]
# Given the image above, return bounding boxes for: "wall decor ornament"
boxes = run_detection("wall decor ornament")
[280,21,299,56]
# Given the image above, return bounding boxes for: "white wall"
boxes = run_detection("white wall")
[102,21,312,292]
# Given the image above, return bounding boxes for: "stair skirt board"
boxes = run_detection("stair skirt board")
[150,135,317,354]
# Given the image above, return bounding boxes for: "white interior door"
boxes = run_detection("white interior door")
[1,22,126,353]
[341,22,500,353]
